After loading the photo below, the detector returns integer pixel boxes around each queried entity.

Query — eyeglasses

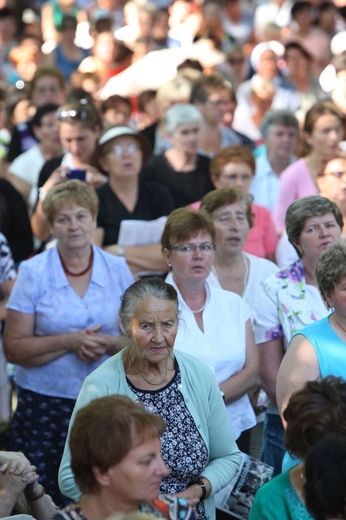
[324,170,346,180]
[56,108,89,121]
[171,243,216,253]
[219,173,252,182]
[107,143,141,155]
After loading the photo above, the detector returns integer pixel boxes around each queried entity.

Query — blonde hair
[42,180,99,224]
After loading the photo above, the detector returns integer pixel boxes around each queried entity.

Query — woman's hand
[174,478,211,509]
[42,166,69,192]
[67,325,108,362]
[174,487,202,509]
[85,166,108,189]
[0,459,39,510]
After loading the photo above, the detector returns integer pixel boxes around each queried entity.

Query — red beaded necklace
[59,247,94,277]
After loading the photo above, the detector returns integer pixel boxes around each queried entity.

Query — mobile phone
[66,169,86,181]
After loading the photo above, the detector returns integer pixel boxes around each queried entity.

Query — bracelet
[26,484,45,502]
[195,479,207,501]
[117,245,125,257]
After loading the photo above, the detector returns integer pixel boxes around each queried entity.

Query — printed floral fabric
[252,259,329,348]
[128,366,208,519]
[54,496,197,520]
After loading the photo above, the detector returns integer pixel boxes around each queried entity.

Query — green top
[249,470,313,520]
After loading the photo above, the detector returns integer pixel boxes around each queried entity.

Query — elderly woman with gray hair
[59,277,241,520]
[141,104,214,208]
[253,195,343,475]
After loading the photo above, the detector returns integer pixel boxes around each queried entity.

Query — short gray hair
[119,277,179,335]
[164,103,203,135]
[286,195,343,257]
[315,242,346,305]
[260,109,299,139]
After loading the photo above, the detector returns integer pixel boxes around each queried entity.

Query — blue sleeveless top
[295,315,346,378]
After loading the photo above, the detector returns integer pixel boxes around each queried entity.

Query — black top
[139,121,157,154]
[96,181,175,246]
[7,120,37,163]
[37,156,65,188]
[0,179,33,263]
[141,153,214,209]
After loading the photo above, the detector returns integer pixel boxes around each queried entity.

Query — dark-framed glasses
[171,243,216,253]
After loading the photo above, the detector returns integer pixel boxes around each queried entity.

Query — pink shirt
[273,158,318,233]
[244,203,278,258]
[191,201,277,259]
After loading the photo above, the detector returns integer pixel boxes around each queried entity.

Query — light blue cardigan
[58,350,241,520]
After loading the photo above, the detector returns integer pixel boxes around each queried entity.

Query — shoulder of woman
[209,284,244,306]
[280,158,307,179]
[175,350,218,380]
[250,471,292,517]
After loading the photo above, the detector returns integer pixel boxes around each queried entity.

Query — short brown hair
[30,66,65,97]
[70,395,166,493]
[210,146,255,179]
[56,100,103,131]
[315,242,346,304]
[284,376,346,460]
[285,195,343,256]
[42,180,99,224]
[161,207,215,250]
[200,188,254,228]
[190,74,232,104]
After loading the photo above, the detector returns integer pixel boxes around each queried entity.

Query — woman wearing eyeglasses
[94,126,175,276]
[162,208,258,453]
[30,100,106,243]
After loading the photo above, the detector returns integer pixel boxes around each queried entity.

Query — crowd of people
[0,0,346,519]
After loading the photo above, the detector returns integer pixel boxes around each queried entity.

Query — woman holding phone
[30,99,107,243]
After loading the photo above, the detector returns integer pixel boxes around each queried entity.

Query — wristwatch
[195,479,207,501]
[117,245,125,257]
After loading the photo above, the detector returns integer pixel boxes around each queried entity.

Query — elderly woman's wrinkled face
[51,203,96,251]
[164,230,215,285]
[212,202,250,256]
[295,212,341,262]
[104,434,168,505]
[100,136,142,179]
[171,121,201,155]
[129,297,178,364]
[317,158,346,206]
[213,162,253,192]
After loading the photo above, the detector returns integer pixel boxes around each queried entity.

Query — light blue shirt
[7,244,134,399]
[251,153,280,212]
